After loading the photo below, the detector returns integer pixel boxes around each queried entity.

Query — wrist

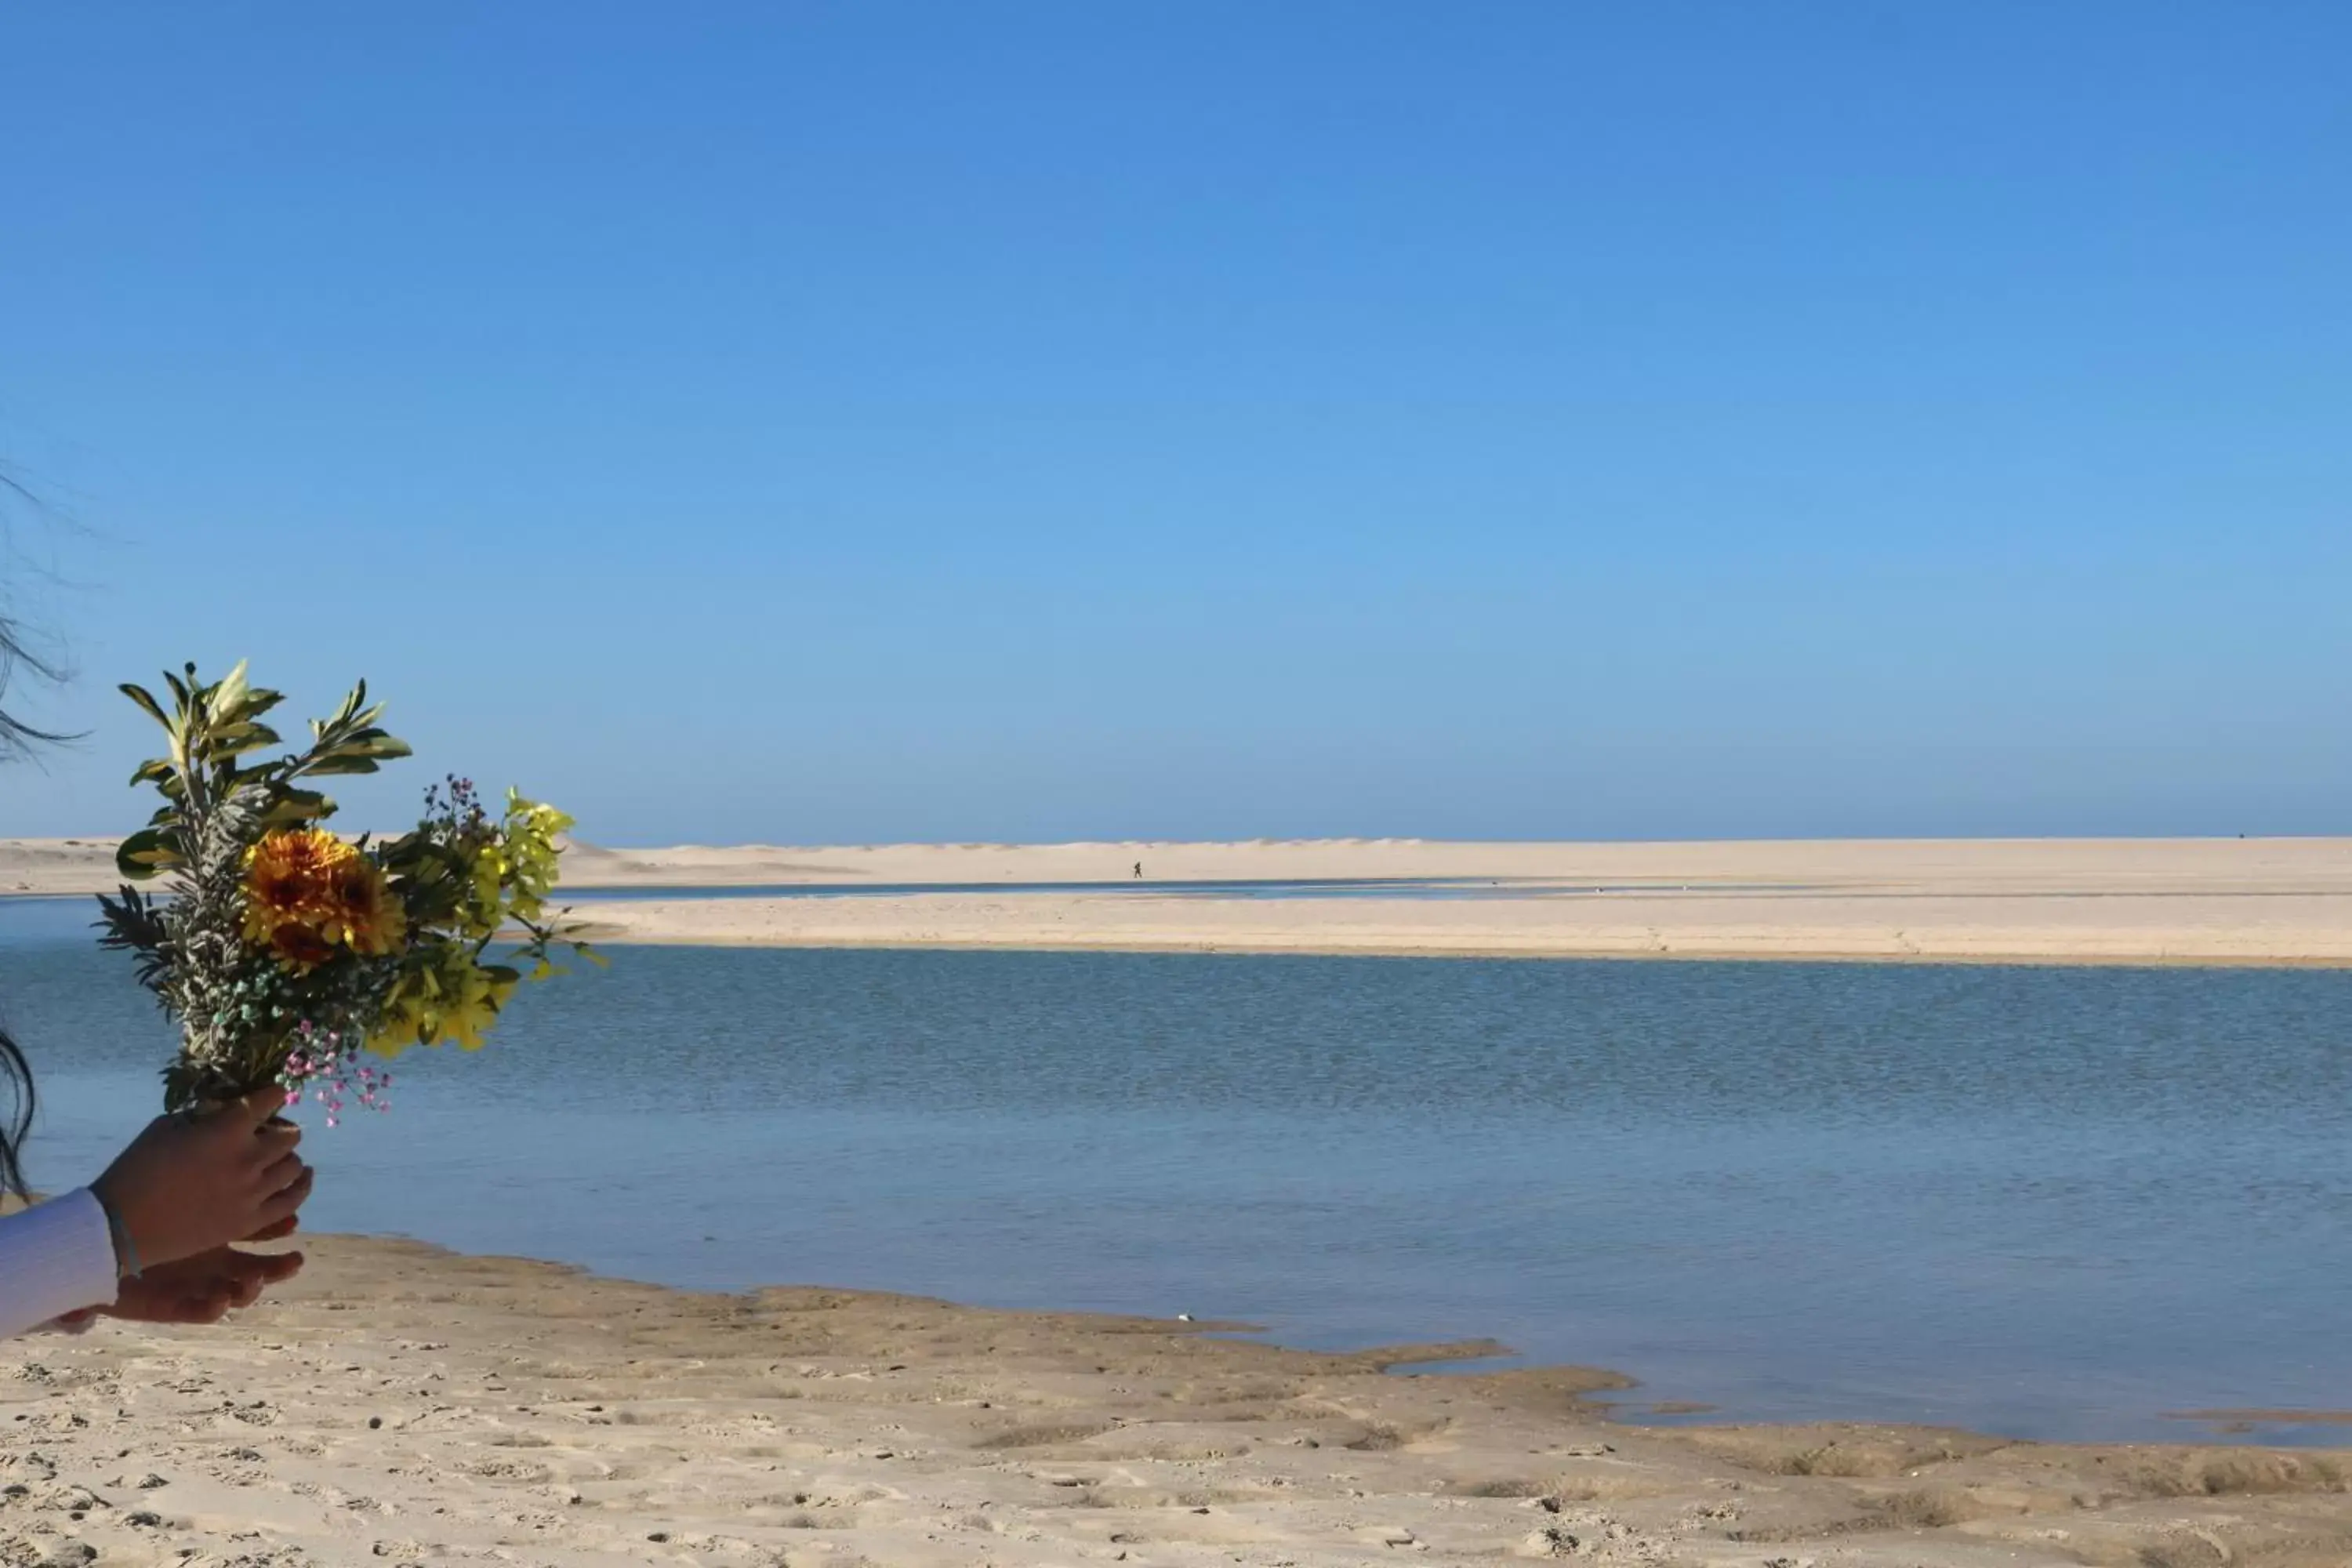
[89,1185,143,1281]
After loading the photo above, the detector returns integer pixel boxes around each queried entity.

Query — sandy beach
[4,1232,2349,1568]
[16,836,2345,967]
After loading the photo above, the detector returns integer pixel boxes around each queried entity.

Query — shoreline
[5,1232,2350,1566]
[572,923,2352,968]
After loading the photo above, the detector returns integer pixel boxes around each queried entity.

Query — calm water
[5,896,2347,1443]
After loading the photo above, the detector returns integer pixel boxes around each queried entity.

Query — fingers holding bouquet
[91,1087,314,1274]
[243,1088,314,1228]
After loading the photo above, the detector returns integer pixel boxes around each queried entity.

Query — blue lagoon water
[4,895,2347,1443]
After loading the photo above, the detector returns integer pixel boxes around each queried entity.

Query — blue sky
[1,3,2345,844]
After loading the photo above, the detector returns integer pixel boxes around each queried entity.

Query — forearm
[0,1190,122,1338]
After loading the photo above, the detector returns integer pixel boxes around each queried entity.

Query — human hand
[100,1241,306,1325]
[49,1216,305,1331]
[91,1089,313,1273]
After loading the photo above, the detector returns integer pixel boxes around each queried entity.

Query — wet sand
[6,1232,2350,1567]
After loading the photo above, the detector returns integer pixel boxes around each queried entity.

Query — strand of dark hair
[0,596,46,1188]
[0,590,43,1189]
[0,598,44,1191]
[0,1028,29,1201]
[0,469,70,1192]
[0,470,73,759]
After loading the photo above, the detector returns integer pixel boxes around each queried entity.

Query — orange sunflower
[242,828,405,967]
[242,829,351,940]
[267,921,339,971]
[318,858,406,956]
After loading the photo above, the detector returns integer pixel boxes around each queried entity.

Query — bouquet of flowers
[96,662,599,1120]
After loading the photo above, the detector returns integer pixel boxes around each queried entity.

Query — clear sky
[1,3,2345,845]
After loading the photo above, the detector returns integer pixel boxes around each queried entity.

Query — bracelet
[95,1192,143,1281]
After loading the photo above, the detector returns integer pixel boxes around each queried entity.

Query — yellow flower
[267,921,338,973]
[440,960,517,1051]
[318,858,407,956]
[367,979,425,1058]
[367,947,517,1056]
[242,828,361,948]
[244,827,406,968]
[500,792,571,922]
[459,840,507,941]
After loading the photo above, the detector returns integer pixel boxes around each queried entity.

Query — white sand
[556,837,2352,964]
[5,1234,2350,1567]
[560,837,2352,965]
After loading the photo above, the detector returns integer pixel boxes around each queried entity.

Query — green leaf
[262,789,336,825]
[115,827,183,880]
[212,661,251,720]
[226,686,285,722]
[118,683,172,731]
[204,721,284,759]
[128,757,173,787]
[310,683,373,739]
